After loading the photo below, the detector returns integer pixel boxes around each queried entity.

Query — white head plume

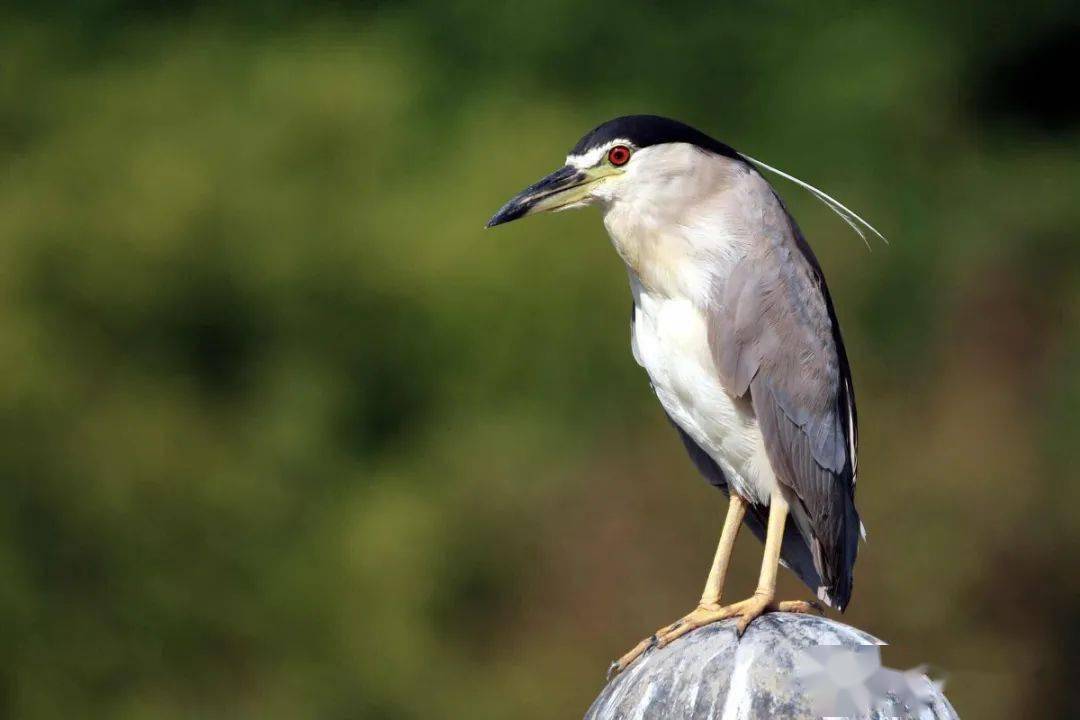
[739,154,888,249]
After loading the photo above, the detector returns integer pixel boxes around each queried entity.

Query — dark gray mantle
[586,613,958,720]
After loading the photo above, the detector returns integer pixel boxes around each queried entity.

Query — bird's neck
[601,192,749,305]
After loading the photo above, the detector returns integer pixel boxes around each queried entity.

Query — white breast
[630,280,777,504]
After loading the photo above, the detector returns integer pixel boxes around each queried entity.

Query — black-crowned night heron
[487,115,882,674]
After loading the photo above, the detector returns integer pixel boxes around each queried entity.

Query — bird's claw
[731,597,823,637]
[608,634,659,678]
[609,599,823,676]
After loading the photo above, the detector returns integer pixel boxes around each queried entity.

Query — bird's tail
[826,491,860,610]
[786,490,859,612]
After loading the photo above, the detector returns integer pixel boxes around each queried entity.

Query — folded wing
[708,190,860,610]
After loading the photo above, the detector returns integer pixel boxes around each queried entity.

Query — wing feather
[707,190,861,610]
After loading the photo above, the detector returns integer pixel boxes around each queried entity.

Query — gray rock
[586,613,959,720]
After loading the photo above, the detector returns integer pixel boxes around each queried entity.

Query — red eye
[608,145,632,166]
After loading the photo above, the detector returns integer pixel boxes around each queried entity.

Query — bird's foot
[719,593,823,637]
[608,602,733,676]
[608,596,822,676]
[654,595,817,647]
[608,632,662,678]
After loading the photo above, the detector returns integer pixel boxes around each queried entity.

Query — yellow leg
[698,493,747,607]
[609,491,823,676]
[610,495,746,675]
[722,491,819,636]
[660,492,819,642]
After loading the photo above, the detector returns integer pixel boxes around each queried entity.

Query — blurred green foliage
[1,2,1079,718]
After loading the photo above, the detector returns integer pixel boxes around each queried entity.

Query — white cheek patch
[566,138,634,169]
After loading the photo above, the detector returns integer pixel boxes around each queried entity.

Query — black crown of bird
[487,115,885,675]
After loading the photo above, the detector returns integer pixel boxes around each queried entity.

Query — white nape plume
[739,154,888,249]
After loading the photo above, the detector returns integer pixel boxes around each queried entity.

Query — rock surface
[585,613,958,720]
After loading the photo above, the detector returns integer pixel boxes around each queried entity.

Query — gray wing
[708,190,860,611]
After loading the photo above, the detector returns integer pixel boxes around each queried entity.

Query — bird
[486,115,879,674]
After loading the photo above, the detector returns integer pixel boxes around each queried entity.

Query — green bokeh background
[2,3,1078,718]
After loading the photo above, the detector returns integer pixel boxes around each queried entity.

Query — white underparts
[630,281,778,506]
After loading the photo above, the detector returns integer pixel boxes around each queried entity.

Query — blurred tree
[0,3,1077,718]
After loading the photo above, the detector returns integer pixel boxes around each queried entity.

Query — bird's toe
[654,603,729,647]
